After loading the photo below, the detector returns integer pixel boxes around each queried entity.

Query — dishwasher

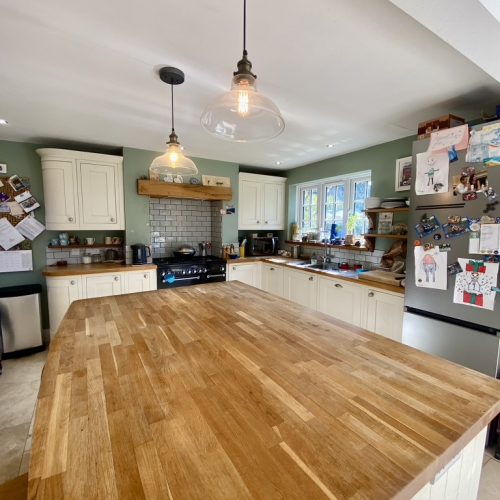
[0,284,44,358]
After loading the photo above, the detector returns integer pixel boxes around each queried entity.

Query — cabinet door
[284,269,318,310]
[317,277,363,327]
[262,182,285,229]
[228,264,259,288]
[85,274,123,298]
[238,179,262,229]
[47,277,82,337]
[42,160,79,229]
[124,270,157,294]
[78,161,121,229]
[261,263,284,297]
[364,289,404,342]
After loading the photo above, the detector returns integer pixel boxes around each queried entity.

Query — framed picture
[395,156,412,191]
[0,163,7,174]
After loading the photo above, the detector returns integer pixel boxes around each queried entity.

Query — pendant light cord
[243,0,247,55]
[171,84,175,133]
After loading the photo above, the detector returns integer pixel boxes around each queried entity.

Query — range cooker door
[158,270,203,288]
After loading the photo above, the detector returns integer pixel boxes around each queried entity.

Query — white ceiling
[0,0,499,170]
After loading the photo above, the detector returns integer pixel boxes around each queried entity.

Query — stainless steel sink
[307,263,339,271]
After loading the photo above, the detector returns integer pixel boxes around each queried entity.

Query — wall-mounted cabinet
[37,148,125,230]
[238,173,286,230]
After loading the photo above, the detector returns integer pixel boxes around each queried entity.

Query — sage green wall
[122,147,239,246]
[285,135,415,234]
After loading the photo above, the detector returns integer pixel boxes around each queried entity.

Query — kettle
[131,244,151,265]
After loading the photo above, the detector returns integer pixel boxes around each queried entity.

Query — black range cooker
[154,256,227,289]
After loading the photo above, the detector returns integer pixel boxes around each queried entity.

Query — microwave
[247,236,279,256]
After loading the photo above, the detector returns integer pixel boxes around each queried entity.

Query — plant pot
[344,234,355,245]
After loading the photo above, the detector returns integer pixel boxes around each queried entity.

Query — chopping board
[358,270,405,286]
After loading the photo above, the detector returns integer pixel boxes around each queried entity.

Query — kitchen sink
[307,263,339,271]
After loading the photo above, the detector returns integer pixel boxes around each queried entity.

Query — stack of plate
[380,197,408,209]
[365,197,383,209]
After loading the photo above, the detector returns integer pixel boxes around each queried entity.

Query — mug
[104,236,112,245]
[59,232,68,241]
[50,238,59,246]
[85,237,95,245]
[59,239,69,246]
[111,237,122,245]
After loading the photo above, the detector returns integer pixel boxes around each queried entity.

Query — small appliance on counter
[246,235,279,256]
[131,244,151,265]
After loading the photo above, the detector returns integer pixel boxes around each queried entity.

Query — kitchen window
[297,172,371,237]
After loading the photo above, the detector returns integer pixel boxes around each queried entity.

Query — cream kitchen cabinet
[84,273,123,299]
[261,263,285,297]
[363,288,404,342]
[123,270,157,294]
[238,173,286,230]
[317,276,363,327]
[284,268,318,310]
[37,148,124,230]
[46,277,83,337]
[227,263,260,288]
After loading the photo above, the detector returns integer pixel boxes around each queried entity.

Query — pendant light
[150,67,198,178]
[200,0,285,142]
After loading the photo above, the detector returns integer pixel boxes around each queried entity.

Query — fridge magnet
[414,239,422,246]
[0,163,6,174]
[484,255,499,263]
[14,190,40,214]
[483,186,498,213]
[415,214,440,238]
[453,258,499,310]
[415,150,449,195]
[439,243,451,252]
[414,245,448,290]
[423,242,434,251]
[442,217,470,239]
[448,145,458,163]
[395,156,412,192]
[429,124,468,152]
[447,262,463,275]
[463,192,477,201]
[433,233,442,240]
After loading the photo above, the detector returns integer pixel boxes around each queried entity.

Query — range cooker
[154,256,227,289]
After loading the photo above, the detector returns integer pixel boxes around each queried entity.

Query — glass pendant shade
[201,73,285,142]
[150,140,198,179]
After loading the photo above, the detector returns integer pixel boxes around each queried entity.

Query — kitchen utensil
[85,237,95,245]
[82,254,92,264]
[173,245,196,258]
[105,249,119,261]
[131,244,151,264]
[91,253,102,263]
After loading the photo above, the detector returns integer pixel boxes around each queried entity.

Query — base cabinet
[85,274,123,299]
[284,269,318,310]
[228,263,260,288]
[261,264,285,297]
[47,277,82,337]
[317,277,363,327]
[363,288,404,342]
[123,270,156,294]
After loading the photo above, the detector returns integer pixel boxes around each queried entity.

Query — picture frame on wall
[0,163,7,174]
[395,156,412,191]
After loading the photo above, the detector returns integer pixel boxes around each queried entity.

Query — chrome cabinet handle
[114,276,120,281]
[308,276,314,281]
[143,274,148,279]
[110,217,115,222]
[270,267,275,271]
[335,283,343,288]
[233,266,237,270]
[265,221,268,224]
[256,221,260,224]
[70,280,76,285]
[207,274,226,279]
[368,291,375,297]
[68,217,73,222]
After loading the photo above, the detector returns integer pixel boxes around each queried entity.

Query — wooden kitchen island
[29,282,500,499]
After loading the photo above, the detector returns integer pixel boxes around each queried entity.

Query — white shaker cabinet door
[238,179,262,228]
[47,277,82,337]
[261,263,285,297]
[124,270,157,294]
[262,181,285,229]
[228,263,259,288]
[364,289,404,342]
[284,269,318,310]
[317,277,363,327]
[42,160,79,230]
[84,274,123,299]
[78,161,123,229]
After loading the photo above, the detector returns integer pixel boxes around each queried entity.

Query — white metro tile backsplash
[297,246,385,269]
[149,198,223,258]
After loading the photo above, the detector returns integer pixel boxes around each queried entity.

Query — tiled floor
[0,350,47,484]
[0,350,499,498]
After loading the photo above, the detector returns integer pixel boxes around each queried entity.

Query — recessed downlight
[326,143,334,148]
[0,119,8,126]
[276,161,282,166]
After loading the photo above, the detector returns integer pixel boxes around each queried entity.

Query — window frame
[296,171,371,238]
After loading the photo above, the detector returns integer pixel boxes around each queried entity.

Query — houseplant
[345,213,362,245]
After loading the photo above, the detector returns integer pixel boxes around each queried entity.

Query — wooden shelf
[138,180,232,201]
[284,240,370,252]
[364,234,408,239]
[365,207,409,213]
[48,244,123,249]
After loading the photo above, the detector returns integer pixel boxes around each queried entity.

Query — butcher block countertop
[29,282,500,499]
[42,263,157,277]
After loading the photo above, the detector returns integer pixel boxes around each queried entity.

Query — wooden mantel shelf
[137,179,232,201]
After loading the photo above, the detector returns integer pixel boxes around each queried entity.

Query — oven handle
[206,274,226,279]
[164,276,201,282]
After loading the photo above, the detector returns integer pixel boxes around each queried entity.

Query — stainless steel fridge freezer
[402,121,500,377]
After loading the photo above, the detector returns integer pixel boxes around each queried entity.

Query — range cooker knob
[182,270,186,275]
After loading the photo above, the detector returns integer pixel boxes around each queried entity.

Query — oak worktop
[42,262,157,277]
[29,282,500,499]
